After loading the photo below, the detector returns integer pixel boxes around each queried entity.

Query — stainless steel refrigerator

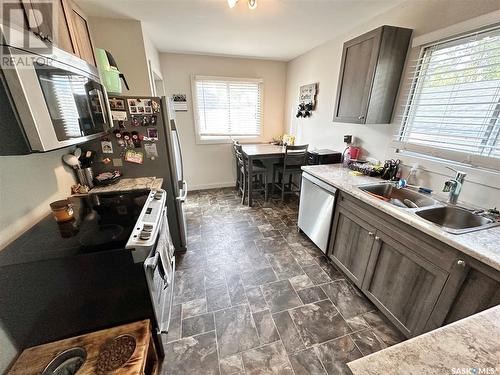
[84,96,187,252]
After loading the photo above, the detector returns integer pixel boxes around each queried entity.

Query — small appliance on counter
[95,48,130,95]
[307,149,342,165]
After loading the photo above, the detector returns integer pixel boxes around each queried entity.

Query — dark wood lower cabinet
[361,231,448,337]
[328,191,500,338]
[330,206,376,288]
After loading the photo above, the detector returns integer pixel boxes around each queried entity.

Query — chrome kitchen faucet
[443,167,467,205]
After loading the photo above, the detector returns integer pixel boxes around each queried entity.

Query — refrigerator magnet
[122,132,134,148]
[147,128,158,140]
[142,116,150,126]
[131,116,141,127]
[109,98,125,110]
[111,110,128,121]
[124,149,144,164]
[152,100,160,113]
[144,143,158,160]
[131,131,141,148]
[101,140,113,154]
[150,115,157,125]
[113,130,126,147]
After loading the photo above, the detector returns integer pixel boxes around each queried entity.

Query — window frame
[392,24,500,171]
[191,75,264,145]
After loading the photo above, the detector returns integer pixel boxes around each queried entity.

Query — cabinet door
[328,206,376,288]
[333,28,381,123]
[55,0,75,54]
[362,231,448,337]
[70,4,96,66]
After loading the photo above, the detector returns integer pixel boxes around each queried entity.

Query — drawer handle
[374,236,380,241]
[457,259,466,267]
[368,232,374,237]
[358,115,365,120]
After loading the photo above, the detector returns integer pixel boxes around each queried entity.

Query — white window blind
[394,26,500,170]
[194,76,262,137]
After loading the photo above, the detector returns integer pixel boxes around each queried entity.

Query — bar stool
[235,146,268,204]
[272,144,308,202]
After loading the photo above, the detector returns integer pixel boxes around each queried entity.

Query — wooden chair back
[284,144,308,169]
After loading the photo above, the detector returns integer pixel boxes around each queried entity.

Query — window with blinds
[193,76,263,138]
[394,26,500,170]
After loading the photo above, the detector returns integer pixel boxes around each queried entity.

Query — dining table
[241,143,291,206]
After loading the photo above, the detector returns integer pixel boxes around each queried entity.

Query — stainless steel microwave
[0,26,112,155]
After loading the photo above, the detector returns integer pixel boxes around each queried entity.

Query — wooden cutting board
[8,320,158,375]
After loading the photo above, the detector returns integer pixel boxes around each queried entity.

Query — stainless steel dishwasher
[298,172,337,253]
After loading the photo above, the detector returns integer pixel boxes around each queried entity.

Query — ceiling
[76,0,405,61]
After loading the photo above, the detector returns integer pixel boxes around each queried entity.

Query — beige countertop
[302,164,500,271]
[347,305,500,374]
[89,177,163,194]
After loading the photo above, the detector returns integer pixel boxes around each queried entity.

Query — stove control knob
[143,224,154,232]
[139,230,152,240]
[154,191,163,200]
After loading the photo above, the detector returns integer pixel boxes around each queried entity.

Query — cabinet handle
[457,259,466,267]
[374,236,380,241]
[358,115,365,120]
[368,232,374,237]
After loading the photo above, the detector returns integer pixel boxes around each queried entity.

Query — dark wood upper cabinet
[333,25,412,124]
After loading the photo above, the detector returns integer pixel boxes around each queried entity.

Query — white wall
[0,150,76,250]
[285,0,500,208]
[160,53,287,190]
[89,17,152,96]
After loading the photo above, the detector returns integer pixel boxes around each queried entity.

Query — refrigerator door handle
[177,180,188,202]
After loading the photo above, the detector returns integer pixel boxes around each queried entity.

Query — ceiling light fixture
[227,0,257,10]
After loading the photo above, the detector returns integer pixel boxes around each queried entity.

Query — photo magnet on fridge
[144,143,158,160]
[131,131,141,148]
[147,128,158,140]
[113,130,126,147]
[109,98,125,110]
[101,140,113,154]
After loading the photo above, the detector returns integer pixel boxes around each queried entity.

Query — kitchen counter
[89,177,163,194]
[347,305,500,374]
[301,165,500,271]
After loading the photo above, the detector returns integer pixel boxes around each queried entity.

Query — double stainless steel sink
[358,183,499,234]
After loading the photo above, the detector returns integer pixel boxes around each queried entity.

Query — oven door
[143,208,175,334]
[2,45,112,152]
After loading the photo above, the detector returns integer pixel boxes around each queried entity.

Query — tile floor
[161,188,406,375]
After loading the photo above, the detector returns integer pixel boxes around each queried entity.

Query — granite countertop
[302,164,500,271]
[89,177,163,194]
[348,305,500,374]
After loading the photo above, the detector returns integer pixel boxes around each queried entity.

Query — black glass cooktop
[0,191,149,267]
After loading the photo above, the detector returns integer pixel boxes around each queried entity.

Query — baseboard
[189,181,235,191]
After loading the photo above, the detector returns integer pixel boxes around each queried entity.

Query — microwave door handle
[96,89,107,125]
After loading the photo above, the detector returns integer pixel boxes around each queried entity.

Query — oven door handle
[144,252,159,270]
